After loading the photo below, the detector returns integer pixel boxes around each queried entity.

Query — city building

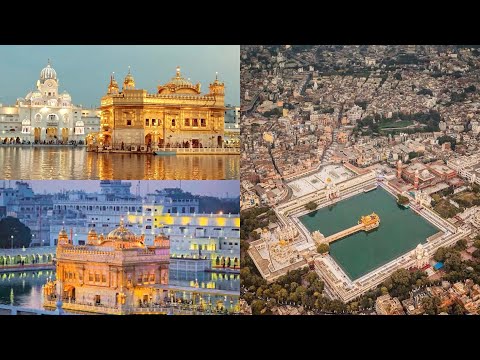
[0,181,240,267]
[0,60,100,144]
[43,220,171,314]
[375,294,405,315]
[224,105,240,147]
[98,67,226,148]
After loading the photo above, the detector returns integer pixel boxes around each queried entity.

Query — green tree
[421,296,440,315]
[0,217,32,248]
[454,239,467,251]
[317,243,330,254]
[251,300,266,315]
[434,247,447,262]
[408,151,419,160]
[473,239,480,249]
[437,135,457,150]
[305,201,317,211]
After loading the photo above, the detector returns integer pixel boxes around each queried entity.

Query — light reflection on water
[0,269,239,310]
[0,270,55,308]
[0,147,239,180]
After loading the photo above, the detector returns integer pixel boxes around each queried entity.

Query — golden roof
[123,67,135,89]
[107,219,135,242]
[158,66,201,95]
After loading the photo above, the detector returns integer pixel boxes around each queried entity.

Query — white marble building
[0,61,100,144]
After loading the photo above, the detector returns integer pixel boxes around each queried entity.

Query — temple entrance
[46,127,57,140]
[34,128,41,142]
[102,134,111,146]
[217,136,222,147]
[95,295,101,305]
[64,285,76,302]
[145,133,152,146]
[61,128,69,142]
[192,139,199,148]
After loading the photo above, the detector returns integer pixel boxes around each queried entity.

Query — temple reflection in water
[0,147,239,180]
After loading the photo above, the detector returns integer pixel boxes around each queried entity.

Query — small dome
[58,227,69,245]
[40,61,57,81]
[107,218,137,242]
[166,67,193,87]
[75,120,84,127]
[61,91,71,101]
[421,169,430,178]
[87,228,98,245]
[26,90,42,100]
[123,67,135,90]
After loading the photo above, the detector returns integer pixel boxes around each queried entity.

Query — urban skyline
[1,180,239,198]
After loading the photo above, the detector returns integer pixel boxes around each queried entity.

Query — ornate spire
[176,66,181,77]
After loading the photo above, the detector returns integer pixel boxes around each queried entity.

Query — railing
[44,300,239,315]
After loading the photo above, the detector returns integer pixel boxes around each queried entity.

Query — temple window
[95,273,100,282]
[172,119,176,127]
[193,118,198,127]
[145,119,149,126]
[137,274,143,283]
[201,118,206,127]
[185,118,190,126]
[89,273,93,282]
[127,120,132,126]
[102,274,106,283]
[149,273,155,282]
[152,119,156,126]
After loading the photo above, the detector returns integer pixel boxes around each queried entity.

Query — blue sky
[0,45,239,108]
[24,180,239,198]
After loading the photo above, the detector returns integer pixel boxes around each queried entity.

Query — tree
[305,201,317,211]
[421,296,440,315]
[251,300,266,315]
[434,247,447,262]
[473,240,480,249]
[317,243,330,254]
[0,217,32,249]
[454,239,467,251]
[408,151,419,160]
[437,135,457,150]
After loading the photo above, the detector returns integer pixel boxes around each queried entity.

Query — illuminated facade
[0,60,100,143]
[49,183,240,266]
[98,67,226,148]
[44,220,170,314]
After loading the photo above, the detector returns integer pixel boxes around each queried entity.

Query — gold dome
[108,72,119,94]
[87,228,98,245]
[123,67,135,90]
[157,66,201,95]
[107,218,137,243]
[58,227,69,245]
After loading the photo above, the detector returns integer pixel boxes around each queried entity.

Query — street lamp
[10,235,13,250]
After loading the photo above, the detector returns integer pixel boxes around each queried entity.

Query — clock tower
[38,60,59,97]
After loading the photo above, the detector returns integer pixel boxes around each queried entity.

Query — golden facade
[98,67,226,148]
[45,219,170,314]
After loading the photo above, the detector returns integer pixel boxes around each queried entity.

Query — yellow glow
[234,217,240,227]
[198,217,209,226]
[181,216,192,225]
[216,217,226,226]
